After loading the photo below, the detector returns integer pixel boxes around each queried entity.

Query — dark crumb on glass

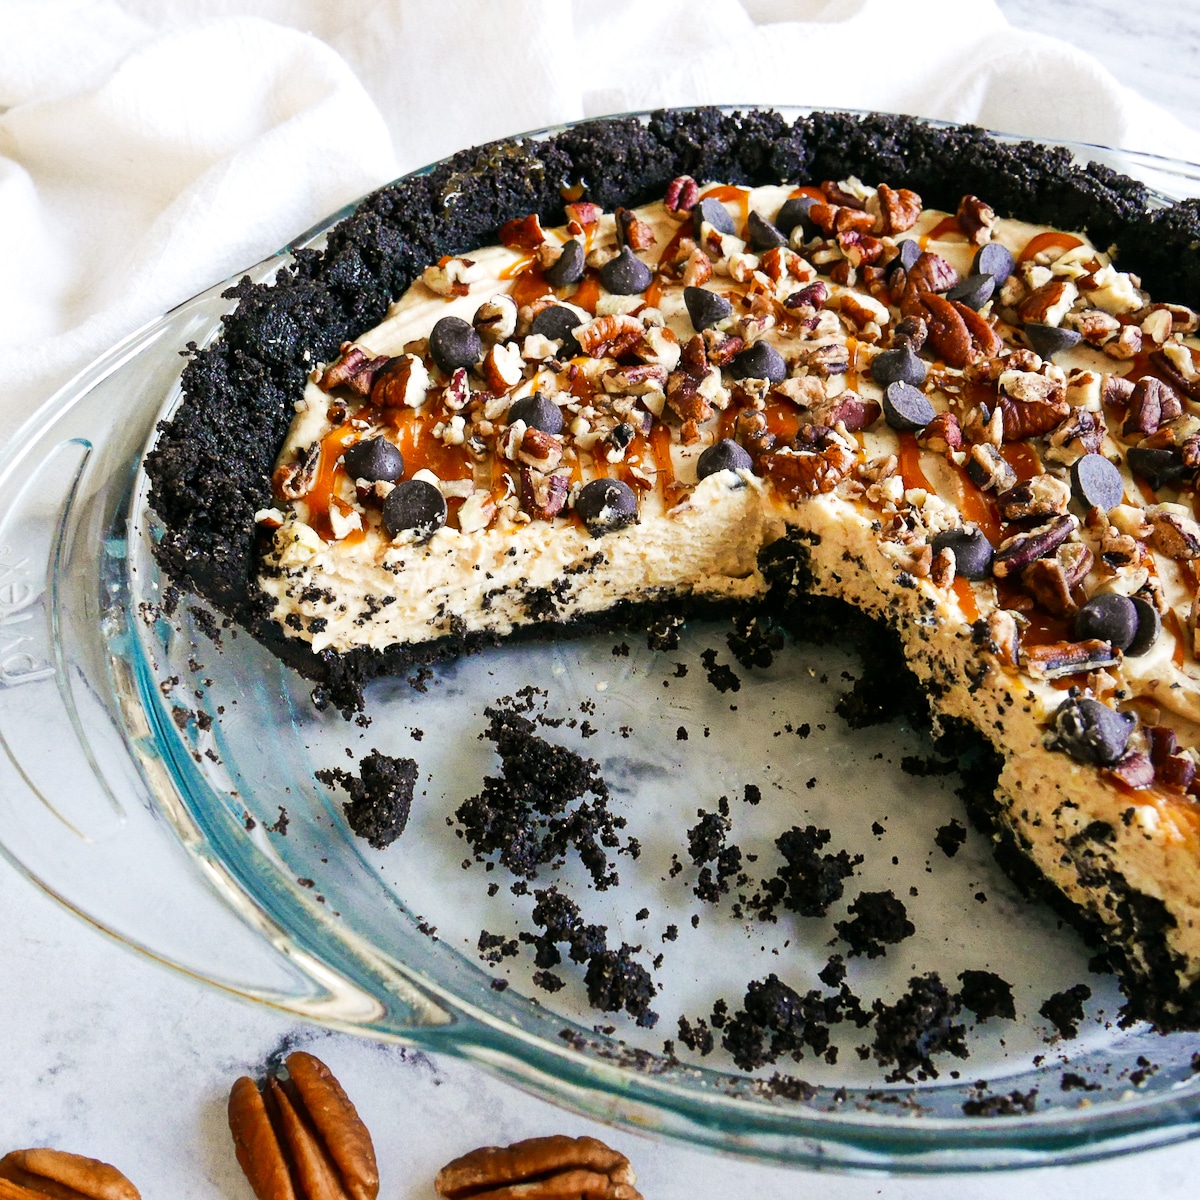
[958,970,1016,1022]
[1039,984,1092,1040]
[266,806,289,835]
[700,648,741,693]
[835,890,914,959]
[490,978,509,992]
[676,726,688,741]
[743,783,761,806]
[533,970,566,993]
[934,819,967,858]
[751,826,862,920]
[677,1015,715,1055]
[1061,1071,1101,1092]
[871,973,967,1082]
[962,1088,1038,1117]
[316,750,418,849]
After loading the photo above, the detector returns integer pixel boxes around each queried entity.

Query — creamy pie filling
[258,179,1200,995]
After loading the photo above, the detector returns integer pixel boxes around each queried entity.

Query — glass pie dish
[2,109,1200,1173]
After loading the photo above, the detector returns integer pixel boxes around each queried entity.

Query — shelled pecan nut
[0,1149,140,1200]
[228,1051,378,1200]
[435,1135,642,1200]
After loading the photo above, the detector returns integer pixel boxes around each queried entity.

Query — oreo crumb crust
[145,107,1200,1031]
[315,749,417,849]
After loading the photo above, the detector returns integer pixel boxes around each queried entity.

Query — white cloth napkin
[0,0,1197,440]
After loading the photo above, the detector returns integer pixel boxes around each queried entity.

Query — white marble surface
[6,6,1200,1199]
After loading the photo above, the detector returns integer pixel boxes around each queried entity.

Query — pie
[145,108,1200,1033]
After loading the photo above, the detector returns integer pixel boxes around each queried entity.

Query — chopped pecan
[1098,523,1142,568]
[1146,506,1200,558]
[574,314,643,359]
[820,179,867,209]
[998,383,1069,441]
[737,408,775,456]
[1045,408,1104,463]
[783,281,829,313]
[482,342,525,394]
[1102,374,1136,409]
[1023,638,1120,679]
[804,341,850,377]
[0,1150,140,1200]
[1018,280,1077,326]
[229,1051,378,1200]
[1149,349,1200,401]
[980,608,1021,667]
[1159,749,1198,792]
[274,443,320,501]
[564,201,603,229]
[664,175,699,215]
[892,314,928,351]
[834,208,875,236]
[919,411,963,452]
[616,207,655,251]
[371,354,432,410]
[1021,542,1094,617]
[474,295,518,344]
[435,1135,641,1200]
[604,363,668,394]
[1104,324,1142,360]
[1123,376,1183,438]
[761,444,856,498]
[773,374,827,408]
[520,468,570,520]
[806,202,839,236]
[423,256,481,297]
[443,367,472,412]
[992,514,1078,577]
[499,213,546,251]
[701,329,745,366]
[837,230,884,267]
[828,259,856,287]
[996,473,1072,521]
[966,442,1017,492]
[876,183,922,235]
[1107,751,1156,789]
[318,345,390,396]
[516,427,564,471]
[821,394,881,431]
[957,194,997,245]
[1067,308,1121,346]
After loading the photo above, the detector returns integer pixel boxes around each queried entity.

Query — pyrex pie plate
[3,111,1200,1173]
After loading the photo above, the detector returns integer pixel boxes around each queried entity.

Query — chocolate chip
[1024,322,1082,359]
[684,286,733,331]
[945,273,995,311]
[693,196,735,238]
[887,239,921,279]
[1049,696,1134,766]
[430,316,482,372]
[870,344,926,388]
[747,210,787,250]
[1074,593,1138,650]
[507,392,563,435]
[1126,445,1190,491]
[544,238,584,288]
[730,341,786,383]
[574,478,638,537]
[931,528,994,580]
[1126,596,1162,657]
[342,437,403,483]
[972,242,1016,284]
[1070,453,1124,512]
[697,438,753,480]
[382,479,447,541]
[774,196,818,239]
[531,305,581,357]
[882,380,936,431]
[599,245,652,295]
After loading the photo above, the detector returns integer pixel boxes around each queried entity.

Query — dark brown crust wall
[145,107,1194,718]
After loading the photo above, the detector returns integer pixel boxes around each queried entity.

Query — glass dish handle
[0,294,454,1032]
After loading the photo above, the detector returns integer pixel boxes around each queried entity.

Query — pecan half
[615,207,655,251]
[1023,638,1120,679]
[228,1051,378,1200]
[1107,751,1156,789]
[1021,542,1093,617]
[761,443,855,498]
[957,194,997,245]
[876,183,922,235]
[436,1135,641,1200]
[664,175,699,215]
[1149,348,1200,401]
[900,251,958,315]
[992,514,1078,577]
[920,293,972,367]
[1122,376,1183,438]
[575,314,643,359]
[0,1150,140,1200]
[998,388,1069,441]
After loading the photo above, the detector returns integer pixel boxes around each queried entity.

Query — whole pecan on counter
[0,1148,140,1200]
[435,1135,642,1200]
[228,1050,378,1200]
